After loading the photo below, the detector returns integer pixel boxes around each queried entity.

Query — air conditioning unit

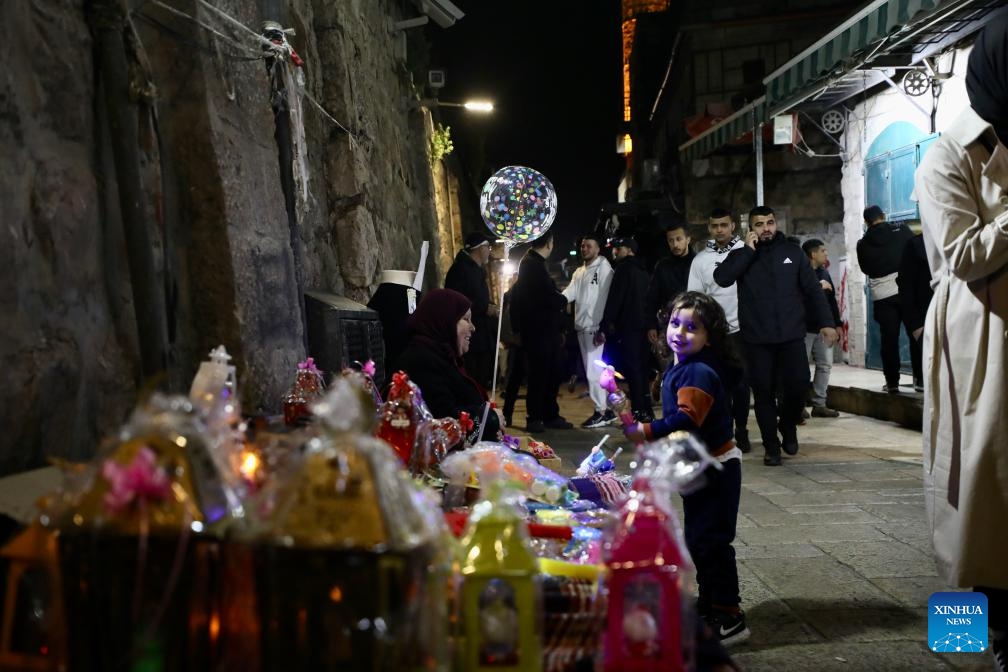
[305,290,386,388]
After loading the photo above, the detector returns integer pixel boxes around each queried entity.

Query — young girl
[625,291,750,646]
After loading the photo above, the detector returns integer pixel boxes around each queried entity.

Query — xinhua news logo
[929,592,988,653]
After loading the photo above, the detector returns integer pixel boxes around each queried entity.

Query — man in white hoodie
[563,233,615,428]
[687,208,752,452]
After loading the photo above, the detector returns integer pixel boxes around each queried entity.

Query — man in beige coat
[914,16,1008,669]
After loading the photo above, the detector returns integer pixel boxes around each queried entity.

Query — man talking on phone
[687,208,752,453]
[714,206,838,466]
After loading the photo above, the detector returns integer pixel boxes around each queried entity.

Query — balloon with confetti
[479,165,557,245]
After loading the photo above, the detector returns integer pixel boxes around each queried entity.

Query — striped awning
[678,97,766,163]
[676,0,996,163]
[764,0,950,116]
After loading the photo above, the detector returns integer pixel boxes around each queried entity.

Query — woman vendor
[394,288,502,441]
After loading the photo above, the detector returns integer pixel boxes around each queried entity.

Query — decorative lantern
[451,459,543,672]
[253,378,453,670]
[282,357,326,426]
[45,394,244,672]
[600,433,716,672]
[0,523,64,671]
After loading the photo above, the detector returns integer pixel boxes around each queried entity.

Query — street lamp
[419,99,494,113]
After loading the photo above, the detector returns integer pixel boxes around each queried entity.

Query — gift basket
[249,377,454,671]
[43,393,245,672]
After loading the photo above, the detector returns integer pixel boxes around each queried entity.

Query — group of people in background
[387,16,1008,662]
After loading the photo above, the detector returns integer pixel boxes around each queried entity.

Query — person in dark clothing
[600,236,654,423]
[800,239,843,417]
[367,270,421,388]
[646,218,696,345]
[714,206,838,465]
[394,288,501,441]
[509,233,573,432]
[444,231,499,389]
[897,234,933,392]
[499,285,526,427]
[855,205,915,392]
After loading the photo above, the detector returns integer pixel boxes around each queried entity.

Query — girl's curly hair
[666,291,743,370]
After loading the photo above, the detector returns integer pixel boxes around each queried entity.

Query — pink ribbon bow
[298,357,321,375]
[102,446,172,513]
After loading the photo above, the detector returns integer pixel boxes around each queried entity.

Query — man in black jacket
[646,217,696,345]
[445,231,499,388]
[855,205,915,393]
[714,206,838,465]
[509,233,573,432]
[600,236,654,423]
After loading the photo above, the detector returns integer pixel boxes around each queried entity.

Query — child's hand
[624,422,647,444]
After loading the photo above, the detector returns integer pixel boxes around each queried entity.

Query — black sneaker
[811,405,839,418]
[601,410,618,426]
[581,412,607,429]
[707,609,751,647]
[763,453,782,466]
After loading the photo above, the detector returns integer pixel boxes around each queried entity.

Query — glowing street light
[419,98,495,113]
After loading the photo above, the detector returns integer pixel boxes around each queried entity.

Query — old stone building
[1,0,462,474]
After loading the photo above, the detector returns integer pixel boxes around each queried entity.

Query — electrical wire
[137,0,357,138]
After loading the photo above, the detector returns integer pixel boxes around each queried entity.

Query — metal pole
[754,107,765,206]
[489,242,514,403]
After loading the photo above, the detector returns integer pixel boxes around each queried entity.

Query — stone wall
[0,0,450,474]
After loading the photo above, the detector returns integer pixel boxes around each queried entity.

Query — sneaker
[914,379,925,393]
[763,453,782,466]
[707,608,751,647]
[526,418,545,433]
[884,383,900,394]
[601,410,618,426]
[811,405,839,418]
[581,412,608,429]
[801,408,810,419]
[543,416,574,430]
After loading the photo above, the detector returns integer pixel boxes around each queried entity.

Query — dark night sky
[426,1,625,255]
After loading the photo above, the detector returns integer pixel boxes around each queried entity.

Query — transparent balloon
[479,165,557,245]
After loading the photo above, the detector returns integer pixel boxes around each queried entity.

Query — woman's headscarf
[407,288,472,363]
[966,14,1008,146]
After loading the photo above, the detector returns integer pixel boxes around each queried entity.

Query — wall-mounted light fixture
[417,99,495,113]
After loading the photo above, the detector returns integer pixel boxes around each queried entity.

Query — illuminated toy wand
[595,360,642,445]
